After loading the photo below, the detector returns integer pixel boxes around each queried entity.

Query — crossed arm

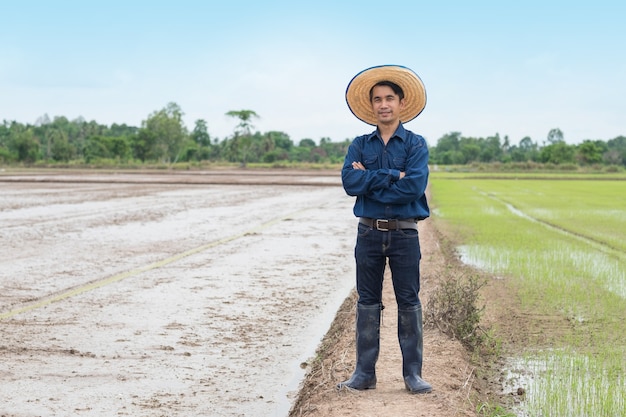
[351,161,405,179]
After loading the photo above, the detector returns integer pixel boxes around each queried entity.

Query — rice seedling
[504,349,625,417]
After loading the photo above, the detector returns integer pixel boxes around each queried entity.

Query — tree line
[0,102,351,166]
[1,102,625,168]
[429,129,626,168]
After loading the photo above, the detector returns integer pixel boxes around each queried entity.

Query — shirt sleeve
[341,137,401,196]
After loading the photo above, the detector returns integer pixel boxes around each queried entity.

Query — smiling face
[370,84,405,127]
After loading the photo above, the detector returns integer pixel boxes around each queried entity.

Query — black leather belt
[359,217,418,231]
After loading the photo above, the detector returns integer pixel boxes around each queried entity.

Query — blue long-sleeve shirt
[341,123,430,220]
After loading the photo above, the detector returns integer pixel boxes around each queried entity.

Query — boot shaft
[336,303,382,390]
[355,303,383,372]
[397,305,424,376]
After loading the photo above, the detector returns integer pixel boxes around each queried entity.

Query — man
[338,65,432,394]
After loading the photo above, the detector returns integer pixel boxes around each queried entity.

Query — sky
[1,1,625,146]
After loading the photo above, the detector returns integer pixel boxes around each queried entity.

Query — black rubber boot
[398,305,432,394]
[337,303,382,390]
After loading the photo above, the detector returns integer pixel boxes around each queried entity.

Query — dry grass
[425,271,487,350]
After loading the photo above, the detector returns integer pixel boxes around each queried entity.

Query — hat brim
[345,65,426,126]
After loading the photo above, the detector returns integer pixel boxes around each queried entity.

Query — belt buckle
[375,219,390,231]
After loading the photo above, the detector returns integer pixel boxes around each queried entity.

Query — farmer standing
[338,65,432,394]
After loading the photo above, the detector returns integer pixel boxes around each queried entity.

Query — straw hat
[345,65,426,125]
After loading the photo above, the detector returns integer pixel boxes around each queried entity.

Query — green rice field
[429,171,626,417]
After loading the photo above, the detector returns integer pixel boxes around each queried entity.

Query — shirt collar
[367,122,408,142]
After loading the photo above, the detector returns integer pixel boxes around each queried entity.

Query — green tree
[243,131,264,163]
[459,138,480,163]
[576,140,604,165]
[507,136,540,162]
[45,124,73,161]
[51,135,74,161]
[430,132,461,164]
[482,134,503,162]
[289,146,313,162]
[191,119,211,147]
[107,136,132,161]
[299,138,316,148]
[0,120,11,147]
[83,136,111,162]
[131,129,157,162]
[179,139,200,162]
[539,141,576,164]
[259,131,292,163]
[9,128,40,163]
[546,128,564,144]
[605,136,626,166]
[269,131,293,151]
[108,123,137,138]
[141,102,188,163]
[262,148,288,163]
[225,109,260,166]
[519,136,538,155]
[320,137,350,163]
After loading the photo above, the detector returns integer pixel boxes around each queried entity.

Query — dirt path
[0,169,487,417]
[289,212,479,417]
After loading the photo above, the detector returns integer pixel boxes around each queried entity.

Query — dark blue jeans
[354,223,422,309]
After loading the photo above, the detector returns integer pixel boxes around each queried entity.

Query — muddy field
[0,169,485,417]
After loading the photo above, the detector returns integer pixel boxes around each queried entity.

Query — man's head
[346,65,426,126]
[369,81,405,102]
[369,82,406,127]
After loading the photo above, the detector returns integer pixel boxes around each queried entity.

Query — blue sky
[1,1,624,146]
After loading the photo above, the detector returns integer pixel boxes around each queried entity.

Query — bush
[425,272,486,350]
